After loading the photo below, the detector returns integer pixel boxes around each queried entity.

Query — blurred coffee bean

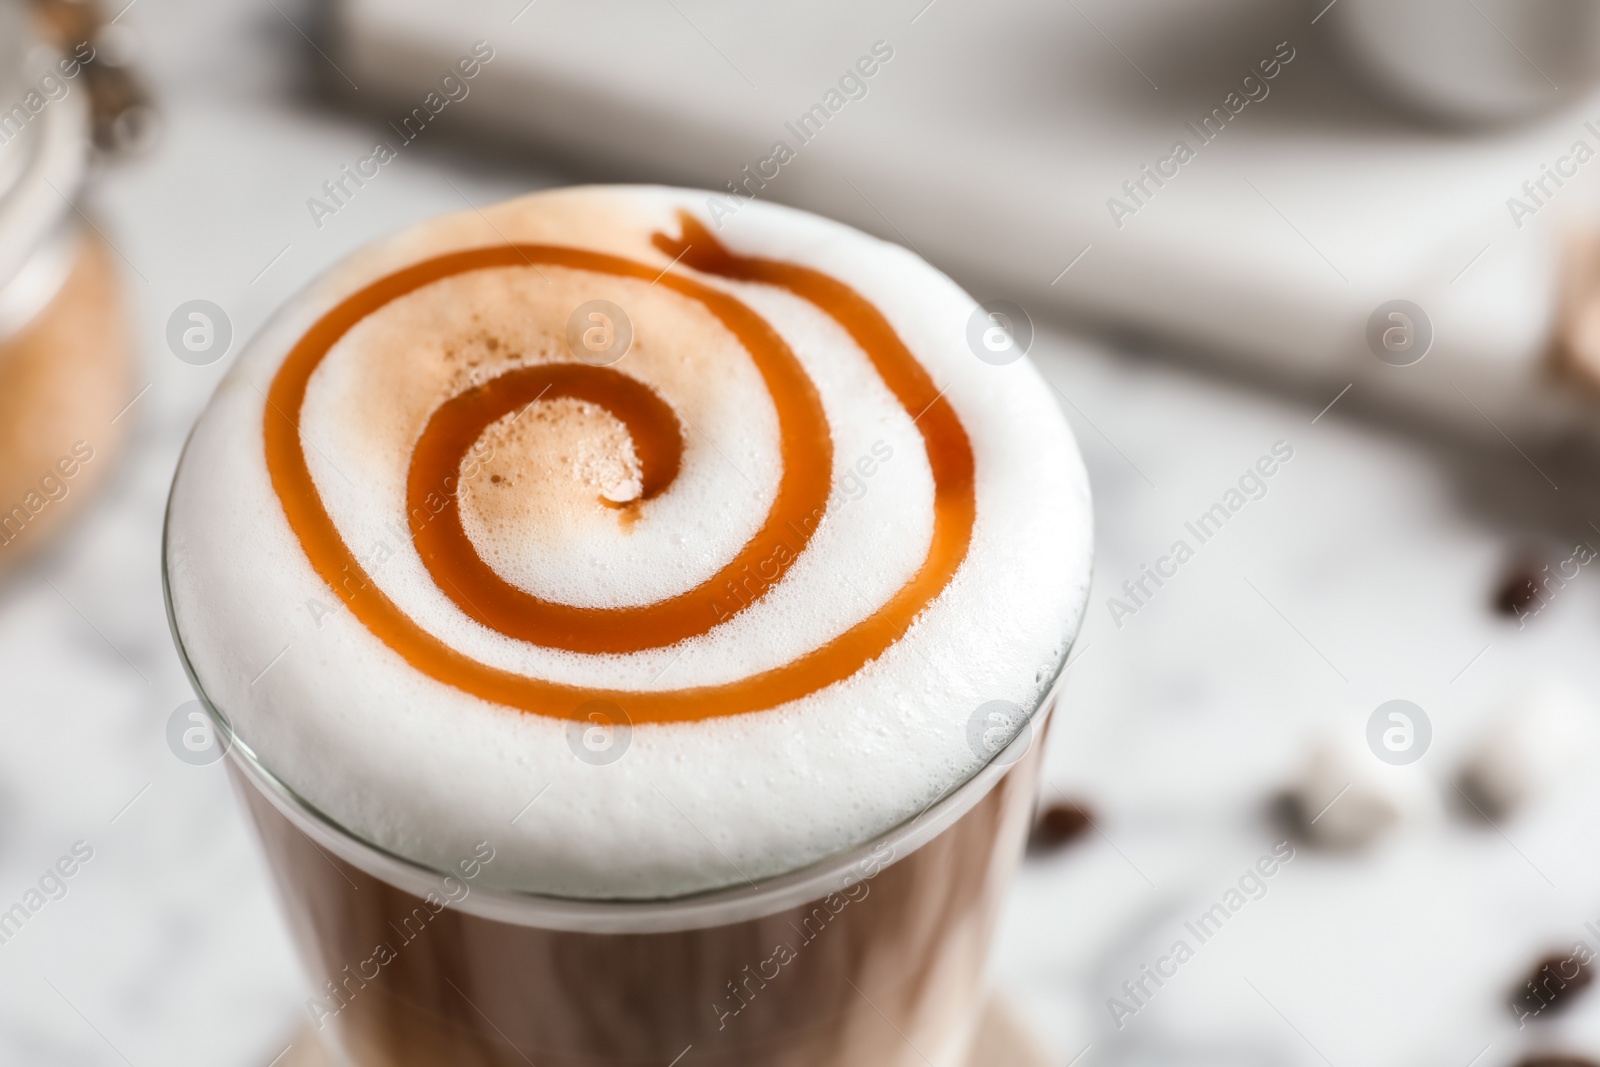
[1514,1056,1600,1067]
[1512,951,1594,1023]
[1028,800,1094,853]
[1494,562,1542,618]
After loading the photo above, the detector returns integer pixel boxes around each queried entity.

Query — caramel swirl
[264,214,975,722]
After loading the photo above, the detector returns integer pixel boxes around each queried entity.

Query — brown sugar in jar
[0,2,133,570]
[0,231,130,565]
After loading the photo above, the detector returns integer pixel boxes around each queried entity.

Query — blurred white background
[5,0,1600,1064]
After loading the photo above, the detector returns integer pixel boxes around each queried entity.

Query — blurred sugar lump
[1456,681,1600,823]
[1274,726,1435,850]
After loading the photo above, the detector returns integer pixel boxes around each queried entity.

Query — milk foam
[165,186,1093,898]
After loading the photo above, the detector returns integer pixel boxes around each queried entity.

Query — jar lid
[0,0,89,293]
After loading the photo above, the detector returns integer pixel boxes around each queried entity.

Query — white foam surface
[165,186,1092,898]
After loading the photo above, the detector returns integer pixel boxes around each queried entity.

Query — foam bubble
[165,186,1093,899]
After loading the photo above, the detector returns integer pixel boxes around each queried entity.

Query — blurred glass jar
[0,0,133,570]
[1329,0,1600,127]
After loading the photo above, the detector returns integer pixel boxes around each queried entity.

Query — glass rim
[161,416,1085,933]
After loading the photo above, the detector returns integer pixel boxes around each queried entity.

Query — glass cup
[164,540,1067,1067]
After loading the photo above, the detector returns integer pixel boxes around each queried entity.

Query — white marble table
[3,1,1600,1065]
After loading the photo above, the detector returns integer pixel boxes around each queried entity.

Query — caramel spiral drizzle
[264,214,975,723]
